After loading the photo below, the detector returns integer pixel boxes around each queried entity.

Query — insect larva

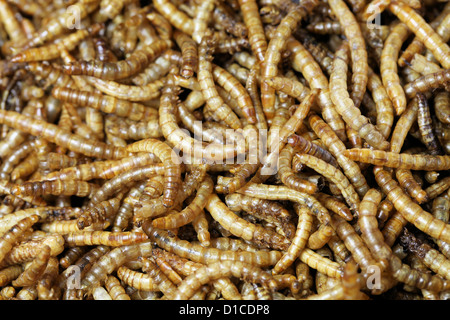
[173,261,277,300]
[380,22,410,116]
[36,256,60,300]
[425,176,450,201]
[344,148,450,170]
[63,39,171,81]
[105,275,131,300]
[192,210,211,247]
[287,134,339,168]
[126,139,182,208]
[273,205,313,274]
[374,166,450,243]
[174,30,197,79]
[328,0,368,109]
[415,93,443,155]
[205,193,290,251]
[41,220,109,234]
[434,91,450,125]
[151,175,214,229]
[11,180,99,198]
[80,241,153,291]
[139,256,178,299]
[59,247,89,269]
[404,69,450,99]
[299,248,343,279]
[0,265,23,287]
[197,33,242,130]
[400,228,450,280]
[261,0,319,121]
[329,41,389,150]
[116,266,158,291]
[294,153,360,214]
[51,87,157,122]
[238,0,267,63]
[11,245,51,287]
[307,113,369,197]
[0,215,39,264]
[191,0,214,44]
[395,168,429,204]
[153,0,194,36]
[143,222,282,268]
[308,224,335,250]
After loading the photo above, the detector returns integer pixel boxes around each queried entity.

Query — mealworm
[0,265,23,287]
[238,0,267,63]
[126,139,182,208]
[11,179,99,198]
[395,168,429,204]
[11,245,50,287]
[344,148,450,170]
[151,175,214,229]
[261,0,319,121]
[273,205,313,274]
[116,266,158,291]
[142,221,282,268]
[374,166,450,243]
[389,1,450,69]
[328,0,368,109]
[329,41,389,150]
[425,176,450,201]
[404,68,450,98]
[153,0,194,36]
[205,193,290,251]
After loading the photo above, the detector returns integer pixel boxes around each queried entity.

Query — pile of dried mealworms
[0,0,449,300]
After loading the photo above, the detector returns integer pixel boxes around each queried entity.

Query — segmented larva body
[0,110,127,160]
[286,36,346,142]
[51,87,157,122]
[294,153,360,214]
[174,30,198,79]
[434,91,450,125]
[126,139,182,208]
[287,134,339,168]
[416,93,443,155]
[116,266,158,291]
[380,22,410,116]
[197,33,242,130]
[389,1,450,69]
[174,260,277,300]
[0,265,23,287]
[151,175,214,229]
[404,69,450,99]
[273,206,313,274]
[11,180,99,198]
[64,230,148,248]
[153,0,195,36]
[205,193,291,251]
[63,39,172,81]
[374,166,450,243]
[143,221,282,267]
[395,168,429,204]
[330,41,389,150]
[344,148,450,171]
[81,241,153,291]
[104,275,131,300]
[238,0,267,63]
[0,215,39,263]
[261,0,319,121]
[328,0,368,109]
[11,245,51,287]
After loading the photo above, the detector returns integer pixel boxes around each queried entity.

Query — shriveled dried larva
[0,109,127,160]
[273,205,313,274]
[400,228,450,280]
[0,265,23,287]
[389,1,450,69]
[404,69,450,99]
[261,0,319,121]
[329,41,389,150]
[11,245,51,287]
[344,148,450,171]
